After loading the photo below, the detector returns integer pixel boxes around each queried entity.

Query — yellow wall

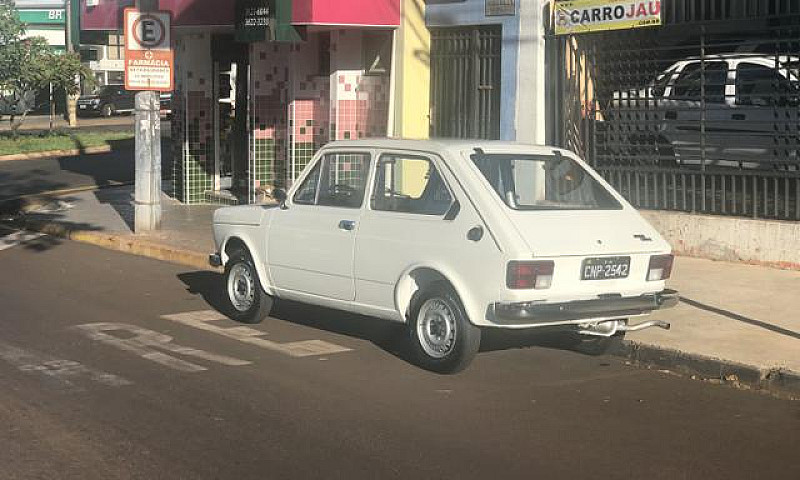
[393,0,430,139]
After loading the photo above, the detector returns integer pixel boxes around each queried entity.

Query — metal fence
[547,0,800,221]
[430,25,502,140]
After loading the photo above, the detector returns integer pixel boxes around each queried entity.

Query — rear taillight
[506,261,554,290]
[647,254,674,281]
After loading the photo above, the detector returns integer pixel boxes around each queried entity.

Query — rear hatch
[504,209,671,302]
[506,209,668,257]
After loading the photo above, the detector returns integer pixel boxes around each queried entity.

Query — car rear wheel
[408,284,481,374]
[224,250,273,324]
[101,103,115,117]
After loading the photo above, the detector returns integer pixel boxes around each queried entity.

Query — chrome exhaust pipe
[617,319,671,332]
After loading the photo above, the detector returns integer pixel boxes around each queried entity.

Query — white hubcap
[417,298,457,359]
[228,263,255,312]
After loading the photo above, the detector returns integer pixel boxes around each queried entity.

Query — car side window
[293,160,322,205]
[371,154,453,216]
[672,62,727,103]
[736,63,794,106]
[293,152,371,208]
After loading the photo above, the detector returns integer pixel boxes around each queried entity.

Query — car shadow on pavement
[177,271,412,361]
[177,271,582,363]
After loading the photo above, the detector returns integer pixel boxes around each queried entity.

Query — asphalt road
[0,233,798,480]
[0,137,171,204]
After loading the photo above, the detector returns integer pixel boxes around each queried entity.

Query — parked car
[210,140,678,373]
[77,85,135,117]
[604,54,800,169]
[0,90,36,116]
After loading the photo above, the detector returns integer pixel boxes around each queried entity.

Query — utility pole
[65,0,77,126]
[133,0,162,232]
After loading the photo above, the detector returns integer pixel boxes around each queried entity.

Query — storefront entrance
[211,35,250,204]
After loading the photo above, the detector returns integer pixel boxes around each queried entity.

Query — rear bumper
[491,289,679,327]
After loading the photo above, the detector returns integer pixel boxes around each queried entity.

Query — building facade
[83,0,430,205]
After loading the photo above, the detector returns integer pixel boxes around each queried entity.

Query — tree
[0,0,93,134]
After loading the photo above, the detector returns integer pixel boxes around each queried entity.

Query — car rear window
[470,151,622,211]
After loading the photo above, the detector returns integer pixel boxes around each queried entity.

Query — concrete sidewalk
[4,185,799,396]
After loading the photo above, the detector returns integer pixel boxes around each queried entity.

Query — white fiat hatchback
[211,140,677,373]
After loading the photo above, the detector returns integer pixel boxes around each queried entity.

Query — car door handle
[338,220,356,231]
[731,113,746,120]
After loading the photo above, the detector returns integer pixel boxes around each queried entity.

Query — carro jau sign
[554,0,661,35]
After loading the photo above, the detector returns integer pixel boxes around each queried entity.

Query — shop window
[80,48,98,62]
[108,71,125,85]
[107,33,124,60]
[363,31,392,76]
[486,0,515,16]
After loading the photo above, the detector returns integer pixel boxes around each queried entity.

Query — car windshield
[470,152,622,211]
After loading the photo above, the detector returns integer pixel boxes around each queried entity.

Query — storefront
[548,0,800,221]
[83,0,411,205]
[425,0,548,144]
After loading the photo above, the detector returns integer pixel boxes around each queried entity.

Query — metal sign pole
[133,0,162,232]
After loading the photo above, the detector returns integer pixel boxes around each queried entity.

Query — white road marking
[74,322,252,373]
[0,340,132,391]
[161,310,352,358]
[0,230,45,252]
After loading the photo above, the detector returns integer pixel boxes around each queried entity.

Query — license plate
[581,256,630,280]
[79,105,87,109]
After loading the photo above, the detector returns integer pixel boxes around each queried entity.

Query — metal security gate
[430,26,502,139]
[547,0,800,221]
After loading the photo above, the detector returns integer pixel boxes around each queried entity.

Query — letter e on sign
[124,8,171,52]
[124,8,174,91]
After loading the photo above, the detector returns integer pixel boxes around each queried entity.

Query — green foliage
[0,0,25,45]
[0,0,94,130]
[0,130,135,156]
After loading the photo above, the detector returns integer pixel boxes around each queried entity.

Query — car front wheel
[409,284,481,374]
[101,103,114,117]
[224,250,273,324]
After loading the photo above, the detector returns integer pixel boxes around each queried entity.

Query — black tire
[101,103,114,117]
[223,249,273,324]
[408,284,481,374]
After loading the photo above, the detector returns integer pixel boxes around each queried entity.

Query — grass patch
[0,130,134,156]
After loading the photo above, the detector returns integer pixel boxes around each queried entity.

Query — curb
[0,144,117,162]
[612,341,800,400]
[5,218,220,273]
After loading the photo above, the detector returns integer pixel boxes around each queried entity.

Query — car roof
[321,138,569,157]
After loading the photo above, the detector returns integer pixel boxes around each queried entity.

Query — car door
[663,61,731,167]
[731,61,799,167]
[353,150,499,315]
[267,150,372,301]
